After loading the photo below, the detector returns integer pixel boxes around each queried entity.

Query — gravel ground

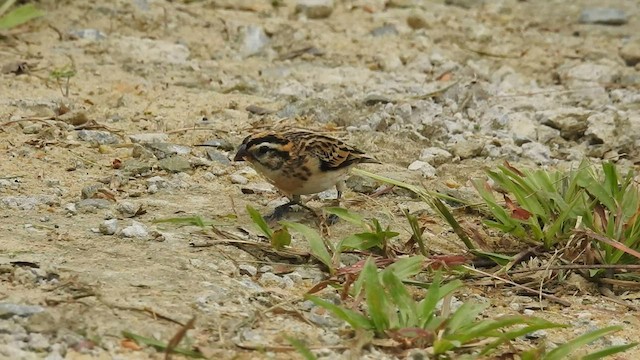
[1,0,640,359]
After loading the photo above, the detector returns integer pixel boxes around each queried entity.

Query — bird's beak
[234,144,248,162]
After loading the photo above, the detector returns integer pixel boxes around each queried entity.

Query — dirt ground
[2,0,640,359]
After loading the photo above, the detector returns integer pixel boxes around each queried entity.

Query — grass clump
[0,0,44,31]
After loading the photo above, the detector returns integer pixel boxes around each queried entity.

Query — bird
[233,128,380,221]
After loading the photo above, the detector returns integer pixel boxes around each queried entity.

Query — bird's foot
[264,203,293,224]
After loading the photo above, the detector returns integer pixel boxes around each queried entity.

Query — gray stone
[230,174,249,185]
[81,183,104,199]
[536,108,591,140]
[295,0,334,19]
[419,147,453,166]
[24,311,57,334]
[204,149,231,165]
[537,125,561,144]
[147,176,168,189]
[241,182,276,194]
[579,8,627,25]
[121,221,149,239]
[117,201,141,218]
[585,113,616,145]
[99,219,118,235]
[239,264,258,277]
[63,203,77,215]
[27,333,50,351]
[0,303,44,319]
[506,112,537,145]
[241,26,269,57]
[200,138,234,151]
[129,133,169,143]
[131,144,156,160]
[159,156,191,173]
[564,63,618,84]
[345,175,378,194]
[22,123,42,134]
[122,159,152,176]
[69,29,107,40]
[1,196,55,210]
[77,130,121,144]
[450,138,485,159]
[259,272,289,288]
[370,24,398,37]
[145,142,191,159]
[521,142,552,164]
[620,41,640,67]
[408,160,437,178]
[77,199,111,213]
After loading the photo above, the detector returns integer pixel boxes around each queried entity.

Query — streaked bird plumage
[234,128,379,202]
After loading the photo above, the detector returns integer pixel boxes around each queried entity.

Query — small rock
[81,183,104,199]
[407,14,429,30]
[121,221,149,239]
[129,133,169,143]
[370,24,398,37]
[536,108,591,140]
[131,144,156,159]
[123,159,152,176]
[0,303,44,319]
[204,148,231,165]
[241,182,276,194]
[113,36,190,64]
[64,203,77,215]
[199,138,234,151]
[1,196,53,210]
[579,8,627,25]
[76,199,112,213]
[521,142,552,164]
[99,219,118,235]
[620,41,640,67]
[159,156,191,173]
[345,175,378,194]
[24,311,57,333]
[419,147,453,166]
[507,112,537,145]
[408,160,437,178]
[22,123,42,134]
[69,28,107,40]
[147,176,169,189]
[241,25,269,57]
[537,125,561,144]
[363,94,394,106]
[259,272,289,288]
[239,264,258,277]
[585,113,616,145]
[525,330,548,340]
[77,130,120,145]
[450,138,485,159]
[145,142,191,159]
[58,111,89,126]
[295,0,334,19]
[230,174,249,185]
[116,201,141,218]
[28,333,50,351]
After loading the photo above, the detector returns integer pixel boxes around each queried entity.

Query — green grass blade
[324,207,366,226]
[282,221,334,273]
[0,3,44,30]
[122,331,205,358]
[381,270,418,328]
[383,255,425,280]
[362,258,392,331]
[285,337,318,360]
[246,205,272,238]
[581,343,638,360]
[271,228,291,249]
[445,301,487,334]
[544,326,623,360]
[305,295,373,329]
[338,233,383,251]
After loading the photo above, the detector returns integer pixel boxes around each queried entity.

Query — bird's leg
[326,181,346,225]
[264,195,312,222]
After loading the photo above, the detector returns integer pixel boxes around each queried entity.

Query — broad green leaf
[445,301,487,334]
[282,222,333,273]
[0,4,44,30]
[271,228,291,250]
[383,255,424,280]
[338,233,384,251]
[305,295,373,329]
[246,205,272,238]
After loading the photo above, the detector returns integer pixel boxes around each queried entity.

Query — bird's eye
[257,146,270,155]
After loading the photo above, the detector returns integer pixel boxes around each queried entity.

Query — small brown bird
[233,128,380,220]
